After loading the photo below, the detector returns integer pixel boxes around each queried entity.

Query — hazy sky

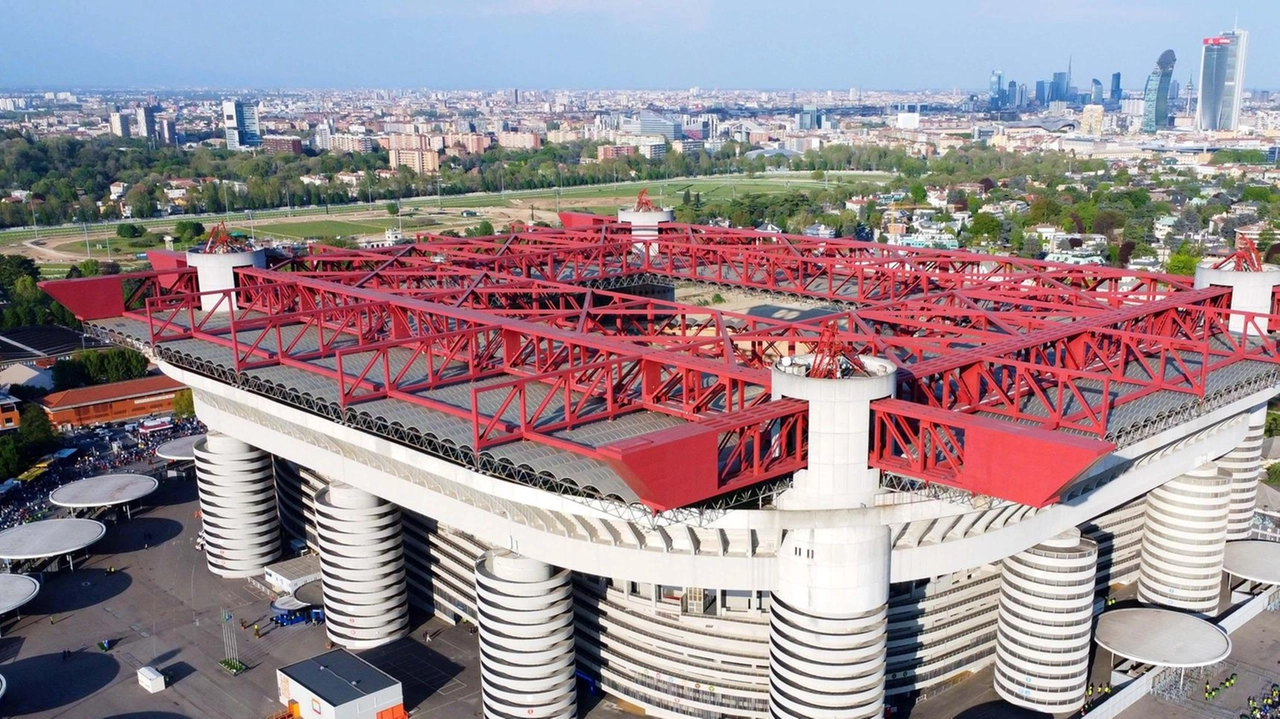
[2,0,1277,91]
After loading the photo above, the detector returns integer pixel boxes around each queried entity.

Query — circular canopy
[0,519,106,560]
[156,434,204,461]
[294,579,323,607]
[1095,608,1231,668]
[0,574,39,614]
[1223,540,1280,584]
[50,474,158,508]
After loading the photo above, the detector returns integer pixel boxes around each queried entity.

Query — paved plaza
[0,472,629,719]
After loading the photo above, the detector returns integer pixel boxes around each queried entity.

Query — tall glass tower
[222,99,261,151]
[1141,50,1177,133]
[1197,29,1249,132]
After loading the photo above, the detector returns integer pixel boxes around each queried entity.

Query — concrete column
[475,550,576,719]
[193,432,280,578]
[1193,262,1280,333]
[1136,463,1230,614]
[768,354,897,719]
[993,529,1098,713]
[1223,407,1266,541]
[315,482,408,649]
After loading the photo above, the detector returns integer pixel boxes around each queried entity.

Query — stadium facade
[43,214,1280,719]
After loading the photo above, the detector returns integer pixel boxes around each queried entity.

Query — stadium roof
[40,217,1280,512]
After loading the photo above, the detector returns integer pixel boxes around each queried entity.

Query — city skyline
[1,0,1278,91]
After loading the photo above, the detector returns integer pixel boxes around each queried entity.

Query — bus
[138,417,174,435]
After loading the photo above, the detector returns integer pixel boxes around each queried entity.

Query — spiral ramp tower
[193,432,280,578]
[1136,462,1231,614]
[475,549,577,719]
[993,529,1098,713]
[315,482,409,649]
[1223,407,1266,541]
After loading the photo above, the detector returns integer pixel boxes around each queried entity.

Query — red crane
[808,320,868,379]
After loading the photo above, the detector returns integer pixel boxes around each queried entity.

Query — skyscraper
[108,111,130,138]
[1110,72,1122,101]
[1141,50,1177,133]
[1007,80,1018,108]
[135,106,157,144]
[1035,80,1047,105]
[1091,79,1104,105]
[989,70,1004,108]
[1197,29,1249,132]
[222,99,261,151]
[1051,72,1069,102]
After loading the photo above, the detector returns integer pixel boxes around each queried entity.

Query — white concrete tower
[193,432,280,578]
[1223,406,1266,540]
[315,482,409,649]
[768,352,897,719]
[1136,462,1231,614]
[475,550,576,719]
[1194,259,1280,333]
[185,242,266,313]
[993,529,1098,713]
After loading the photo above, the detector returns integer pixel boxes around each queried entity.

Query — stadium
[40,206,1280,719]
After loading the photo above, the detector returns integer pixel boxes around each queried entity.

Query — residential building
[495,131,541,150]
[1197,29,1249,131]
[222,99,261,151]
[388,148,440,175]
[108,111,130,138]
[330,133,374,154]
[443,133,491,154]
[135,106,157,143]
[314,122,333,151]
[387,133,432,151]
[670,139,703,155]
[158,117,177,146]
[1141,50,1177,133]
[636,143,665,160]
[262,135,304,155]
[546,128,580,144]
[597,144,636,161]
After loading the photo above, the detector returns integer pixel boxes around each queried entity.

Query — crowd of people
[0,418,206,534]
[1237,682,1280,719]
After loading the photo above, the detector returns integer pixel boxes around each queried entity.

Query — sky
[1,0,1277,92]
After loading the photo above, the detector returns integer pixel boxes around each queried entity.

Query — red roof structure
[39,218,1280,511]
[40,375,183,411]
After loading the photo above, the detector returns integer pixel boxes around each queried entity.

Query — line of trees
[50,347,150,391]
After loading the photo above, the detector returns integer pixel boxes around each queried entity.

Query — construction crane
[632,189,659,212]
[807,320,868,379]
[201,222,247,254]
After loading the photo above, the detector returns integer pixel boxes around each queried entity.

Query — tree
[317,237,355,249]
[0,436,19,479]
[385,201,399,216]
[969,213,1002,242]
[909,183,928,205]
[1166,253,1200,276]
[116,223,143,239]
[18,405,55,454]
[1258,228,1278,253]
[1092,209,1126,238]
[77,258,102,277]
[172,388,195,419]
